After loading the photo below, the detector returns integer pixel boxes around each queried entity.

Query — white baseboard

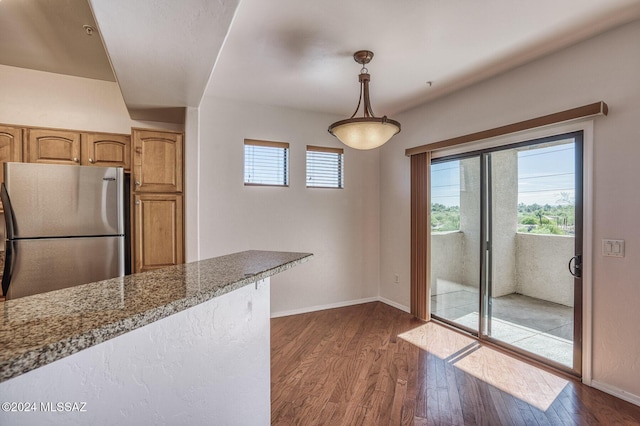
[378,297,410,313]
[271,297,379,318]
[270,296,410,318]
[591,380,640,407]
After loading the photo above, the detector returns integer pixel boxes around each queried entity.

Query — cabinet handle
[88,158,94,163]
[135,200,140,205]
[73,157,79,163]
[135,181,141,186]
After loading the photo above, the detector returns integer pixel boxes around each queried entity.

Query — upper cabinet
[0,125,23,164]
[24,128,130,170]
[27,128,81,165]
[83,132,131,170]
[0,125,24,211]
[132,129,183,193]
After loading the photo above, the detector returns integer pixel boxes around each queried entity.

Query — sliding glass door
[431,132,583,376]
[430,156,481,333]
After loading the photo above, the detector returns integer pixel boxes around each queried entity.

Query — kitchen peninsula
[0,250,311,425]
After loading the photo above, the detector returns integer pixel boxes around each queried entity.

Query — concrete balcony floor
[431,281,574,367]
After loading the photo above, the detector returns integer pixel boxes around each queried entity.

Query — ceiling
[0,0,113,81]
[1,0,640,121]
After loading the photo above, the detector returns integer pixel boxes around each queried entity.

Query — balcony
[431,231,574,367]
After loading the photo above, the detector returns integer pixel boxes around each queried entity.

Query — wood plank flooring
[271,302,640,425]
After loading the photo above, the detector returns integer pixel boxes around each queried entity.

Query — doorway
[430,132,583,376]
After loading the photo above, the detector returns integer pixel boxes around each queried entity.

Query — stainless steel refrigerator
[1,162,125,300]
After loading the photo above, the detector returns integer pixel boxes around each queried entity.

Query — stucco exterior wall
[431,231,464,294]
[460,157,481,288]
[490,150,518,297]
[516,233,575,307]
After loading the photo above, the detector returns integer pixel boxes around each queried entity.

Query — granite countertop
[0,250,312,383]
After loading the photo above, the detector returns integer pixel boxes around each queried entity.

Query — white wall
[0,280,271,426]
[193,96,380,315]
[380,19,640,399]
[0,65,183,134]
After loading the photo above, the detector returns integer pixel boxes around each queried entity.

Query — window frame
[305,145,344,189]
[243,139,290,187]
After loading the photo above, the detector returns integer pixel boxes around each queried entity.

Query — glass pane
[306,150,344,188]
[430,157,481,332]
[244,145,289,186]
[484,138,576,368]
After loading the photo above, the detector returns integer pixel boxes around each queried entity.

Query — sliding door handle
[568,255,582,278]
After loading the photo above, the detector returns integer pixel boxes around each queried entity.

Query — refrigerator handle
[1,183,16,240]
[1,241,14,297]
[1,183,16,297]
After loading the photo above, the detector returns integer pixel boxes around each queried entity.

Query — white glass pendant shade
[329,118,401,150]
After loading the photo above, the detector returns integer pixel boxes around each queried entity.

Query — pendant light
[328,50,401,150]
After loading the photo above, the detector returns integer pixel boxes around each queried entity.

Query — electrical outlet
[394,274,399,284]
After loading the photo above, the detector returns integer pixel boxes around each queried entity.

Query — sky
[431,140,575,207]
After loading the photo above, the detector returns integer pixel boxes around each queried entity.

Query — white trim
[270,297,410,318]
[378,297,411,313]
[184,106,201,262]
[591,380,640,407]
[581,121,594,385]
[270,297,379,318]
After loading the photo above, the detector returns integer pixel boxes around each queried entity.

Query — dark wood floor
[271,302,640,425]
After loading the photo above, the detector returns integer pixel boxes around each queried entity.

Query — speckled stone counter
[0,250,312,383]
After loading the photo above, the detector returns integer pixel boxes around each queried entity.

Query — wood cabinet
[27,128,81,165]
[83,132,131,170]
[0,125,24,211]
[132,129,183,193]
[132,129,184,273]
[1,123,184,274]
[27,129,131,170]
[134,193,184,272]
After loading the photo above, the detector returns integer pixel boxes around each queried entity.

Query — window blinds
[244,139,289,186]
[306,145,344,188]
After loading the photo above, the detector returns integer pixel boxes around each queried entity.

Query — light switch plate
[602,239,625,257]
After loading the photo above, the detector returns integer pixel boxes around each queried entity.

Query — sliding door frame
[426,120,594,381]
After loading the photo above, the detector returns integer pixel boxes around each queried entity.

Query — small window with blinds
[244,139,289,186]
[306,145,344,189]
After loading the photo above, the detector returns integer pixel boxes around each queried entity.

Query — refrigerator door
[3,162,123,238]
[3,236,124,300]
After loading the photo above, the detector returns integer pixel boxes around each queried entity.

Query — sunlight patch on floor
[398,321,476,359]
[398,321,568,412]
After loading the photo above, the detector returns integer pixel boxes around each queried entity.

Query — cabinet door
[132,129,183,193]
[27,128,81,165]
[0,125,24,211]
[134,194,184,272]
[83,133,131,170]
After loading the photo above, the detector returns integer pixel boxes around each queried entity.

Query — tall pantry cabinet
[132,129,184,273]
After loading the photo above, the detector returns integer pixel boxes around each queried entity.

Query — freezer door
[3,236,124,300]
[3,162,123,238]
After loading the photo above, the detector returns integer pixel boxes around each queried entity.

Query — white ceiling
[209,0,640,116]
[0,0,114,81]
[88,0,240,122]
[1,0,640,121]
